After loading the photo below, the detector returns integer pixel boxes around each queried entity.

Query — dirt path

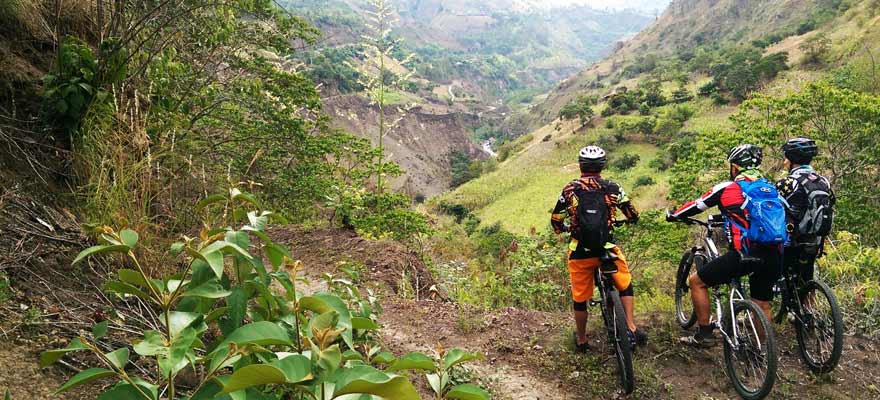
[0,343,94,399]
[379,300,575,400]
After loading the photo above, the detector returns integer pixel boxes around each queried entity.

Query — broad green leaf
[317,344,342,377]
[229,189,260,207]
[206,346,242,376]
[385,352,436,372]
[246,211,269,232]
[300,293,353,348]
[446,384,491,400]
[265,244,290,269]
[162,311,204,338]
[343,349,365,362]
[170,242,185,256]
[133,331,165,356]
[96,381,158,400]
[55,368,116,394]
[223,286,247,334]
[205,306,228,324]
[210,321,292,356]
[372,351,396,364]
[195,194,227,211]
[118,269,149,288]
[104,281,150,299]
[426,373,442,394]
[201,249,225,279]
[160,327,197,377]
[72,245,130,265]
[332,365,419,400]
[40,337,88,367]
[221,365,286,394]
[183,281,232,299]
[92,321,109,339]
[442,349,482,370]
[104,347,129,369]
[120,229,139,248]
[351,317,379,330]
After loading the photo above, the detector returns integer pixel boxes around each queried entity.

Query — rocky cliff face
[324,95,484,198]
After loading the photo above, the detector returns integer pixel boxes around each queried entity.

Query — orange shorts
[567,246,632,302]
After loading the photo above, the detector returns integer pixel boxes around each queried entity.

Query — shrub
[542,134,552,142]
[633,175,655,187]
[611,153,640,171]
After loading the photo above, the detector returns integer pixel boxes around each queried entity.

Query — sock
[698,324,713,336]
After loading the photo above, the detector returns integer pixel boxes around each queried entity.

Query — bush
[633,175,655,187]
[611,153,640,171]
[649,156,673,171]
[542,134,552,142]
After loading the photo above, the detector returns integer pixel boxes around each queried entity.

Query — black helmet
[781,137,818,164]
[578,145,607,172]
[727,144,763,169]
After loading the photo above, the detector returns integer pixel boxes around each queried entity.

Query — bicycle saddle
[599,250,618,263]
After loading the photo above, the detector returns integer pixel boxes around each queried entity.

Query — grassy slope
[439,119,669,235]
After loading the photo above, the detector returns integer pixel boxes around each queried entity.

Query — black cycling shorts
[696,246,782,302]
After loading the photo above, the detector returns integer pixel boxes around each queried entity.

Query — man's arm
[671,181,731,219]
[551,187,571,234]
[616,187,639,223]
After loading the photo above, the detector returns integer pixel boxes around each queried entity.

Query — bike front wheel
[607,290,635,394]
[675,250,699,329]
[723,299,777,400]
[795,279,844,374]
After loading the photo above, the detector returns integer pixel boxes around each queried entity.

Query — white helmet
[578,146,607,171]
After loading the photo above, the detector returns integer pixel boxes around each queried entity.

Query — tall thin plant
[356,0,415,194]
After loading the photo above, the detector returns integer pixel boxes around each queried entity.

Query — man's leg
[620,294,636,332]
[689,273,712,326]
[568,256,597,347]
[682,251,741,346]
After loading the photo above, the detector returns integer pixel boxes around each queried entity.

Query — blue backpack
[729,178,789,252]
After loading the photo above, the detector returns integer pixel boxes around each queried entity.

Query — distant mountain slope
[527,0,833,127]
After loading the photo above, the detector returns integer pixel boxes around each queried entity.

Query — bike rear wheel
[675,250,699,329]
[607,290,635,394]
[795,279,844,374]
[723,299,777,400]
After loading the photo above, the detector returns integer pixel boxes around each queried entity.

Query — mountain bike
[589,247,635,395]
[669,213,778,400]
[772,246,843,373]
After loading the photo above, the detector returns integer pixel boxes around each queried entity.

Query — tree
[558,95,596,125]
[733,82,880,243]
[800,33,831,65]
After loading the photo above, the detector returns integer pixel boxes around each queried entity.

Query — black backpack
[572,179,610,253]
[796,173,834,237]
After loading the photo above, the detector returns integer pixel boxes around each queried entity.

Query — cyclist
[551,145,647,352]
[667,144,783,347]
[776,138,835,287]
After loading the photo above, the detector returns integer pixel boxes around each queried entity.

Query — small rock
[569,371,580,379]
[532,344,543,351]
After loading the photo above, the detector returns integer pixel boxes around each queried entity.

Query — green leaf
[210,321,292,356]
[160,327,197,377]
[72,245,130,265]
[221,364,286,394]
[4,387,9,400]
[183,281,232,299]
[442,349,482,370]
[119,229,139,248]
[332,365,419,400]
[264,243,290,269]
[195,194,227,211]
[317,344,342,377]
[118,269,149,289]
[246,211,269,232]
[55,368,116,394]
[40,337,88,367]
[96,381,158,400]
[372,351,396,364]
[426,373,442,395]
[300,293,353,349]
[162,311,205,338]
[104,347,129,370]
[170,242,185,257]
[351,317,379,330]
[343,350,365,362]
[92,321,109,339]
[133,331,165,356]
[221,355,311,394]
[104,281,150,300]
[229,188,260,207]
[385,352,436,372]
[446,384,491,400]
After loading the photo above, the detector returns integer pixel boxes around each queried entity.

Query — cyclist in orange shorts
[551,145,647,352]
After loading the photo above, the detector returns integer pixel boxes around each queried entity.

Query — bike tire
[795,279,844,374]
[608,290,635,394]
[675,250,699,329]
[723,299,777,400]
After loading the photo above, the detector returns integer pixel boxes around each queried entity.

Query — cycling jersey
[671,169,763,252]
[550,172,639,242]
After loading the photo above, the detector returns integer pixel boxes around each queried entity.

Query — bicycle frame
[681,215,759,351]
